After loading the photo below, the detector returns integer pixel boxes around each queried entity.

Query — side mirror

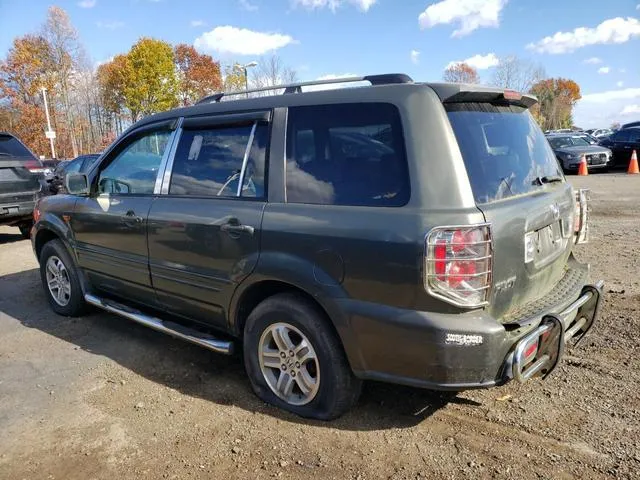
[66,173,89,196]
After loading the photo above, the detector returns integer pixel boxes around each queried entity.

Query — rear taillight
[425,224,492,308]
[574,188,589,244]
[25,160,46,174]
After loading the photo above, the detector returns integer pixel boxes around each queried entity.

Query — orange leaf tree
[174,44,222,106]
[443,62,480,84]
[530,78,581,131]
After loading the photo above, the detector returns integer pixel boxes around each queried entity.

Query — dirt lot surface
[1,173,639,480]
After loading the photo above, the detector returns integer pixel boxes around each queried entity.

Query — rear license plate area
[1,206,19,215]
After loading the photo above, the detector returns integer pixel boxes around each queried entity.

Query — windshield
[0,134,35,159]
[548,136,590,148]
[446,103,562,204]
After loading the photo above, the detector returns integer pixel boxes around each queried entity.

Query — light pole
[41,87,56,159]
[236,61,257,98]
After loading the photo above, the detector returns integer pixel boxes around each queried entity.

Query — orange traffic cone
[628,150,639,175]
[578,155,588,176]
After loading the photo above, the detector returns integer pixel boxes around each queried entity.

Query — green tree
[124,38,178,121]
[223,63,247,92]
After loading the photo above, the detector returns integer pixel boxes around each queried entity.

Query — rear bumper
[0,200,35,225]
[342,272,604,391]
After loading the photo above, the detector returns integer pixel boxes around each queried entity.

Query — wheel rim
[258,322,320,406]
[45,255,71,307]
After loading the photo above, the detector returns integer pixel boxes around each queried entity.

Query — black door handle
[221,221,254,236]
[121,210,143,226]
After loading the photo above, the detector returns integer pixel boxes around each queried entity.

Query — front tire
[39,239,87,317]
[243,293,362,420]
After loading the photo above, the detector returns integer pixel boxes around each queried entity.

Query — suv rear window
[0,134,35,160]
[286,103,410,207]
[446,104,562,204]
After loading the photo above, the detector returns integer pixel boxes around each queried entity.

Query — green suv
[31,74,603,420]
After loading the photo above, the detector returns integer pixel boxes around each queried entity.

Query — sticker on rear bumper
[445,333,483,346]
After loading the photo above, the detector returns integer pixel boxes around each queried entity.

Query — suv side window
[613,130,630,142]
[98,130,171,194]
[169,122,268,198]
[627,129,640,143]
[286,103,410,207]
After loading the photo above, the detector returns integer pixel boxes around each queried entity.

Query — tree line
[0,6,297,159]
[1,6,589,158]
[443,59,582,131]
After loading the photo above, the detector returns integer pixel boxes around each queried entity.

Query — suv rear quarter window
[285,103,410,207]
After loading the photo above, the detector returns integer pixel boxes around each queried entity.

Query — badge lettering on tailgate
[445,333,484,346]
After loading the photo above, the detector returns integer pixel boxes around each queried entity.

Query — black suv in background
[0,132,44,237]
[599,127,640,168]
[31,75,603,419]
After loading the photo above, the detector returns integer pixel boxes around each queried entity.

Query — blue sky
[0,0,639,127]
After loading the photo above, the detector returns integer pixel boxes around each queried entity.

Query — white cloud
[292,0,377,12]
[617,81,625,88]
[574,87,640,128]
[446,53,499,70]
[96,21,124,29]
[239,0,258,11]
[194,26,296,55]
[527,17,640,54]
[621,104,640,115]
[581,88,640,104]
[637,3,640,10]
[419,0,508,37]
[190,20,206,27]
[78,0,96,7]
[583,57,602,64]
[410,49,420,65]
[598,66,610,74]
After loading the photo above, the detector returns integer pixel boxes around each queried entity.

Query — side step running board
[84,294,234,355]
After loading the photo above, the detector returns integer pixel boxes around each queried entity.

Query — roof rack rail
[196,73,413,105]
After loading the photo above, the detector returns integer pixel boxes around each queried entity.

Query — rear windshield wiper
[533,175,563,186]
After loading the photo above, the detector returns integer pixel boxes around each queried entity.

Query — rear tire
[39,239,88,317]
[243,293,362,420]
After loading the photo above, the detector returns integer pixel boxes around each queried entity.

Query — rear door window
[446,103,563,204]
[286,103,409,206]
[169,123,268,198]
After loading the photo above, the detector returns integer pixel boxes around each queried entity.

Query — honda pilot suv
[31,74,603,420]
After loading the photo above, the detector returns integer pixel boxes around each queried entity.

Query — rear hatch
[0,134,42,198]
[443,92,575,321]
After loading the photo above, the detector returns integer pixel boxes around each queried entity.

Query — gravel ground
[0,173,639,480]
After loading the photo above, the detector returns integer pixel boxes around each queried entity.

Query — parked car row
[0,131,101,238]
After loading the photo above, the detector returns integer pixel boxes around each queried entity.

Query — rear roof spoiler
[428,83,538,109]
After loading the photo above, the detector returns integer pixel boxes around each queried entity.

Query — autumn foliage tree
[0,35,56,156]
[530,78,581,131]
[174,44,222,106]
[443,62,479,84]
